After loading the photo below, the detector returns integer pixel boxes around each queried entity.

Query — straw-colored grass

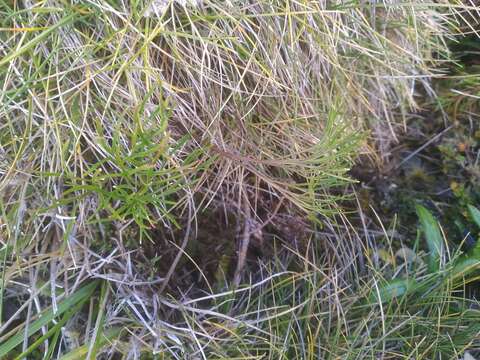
[1,0,479,358]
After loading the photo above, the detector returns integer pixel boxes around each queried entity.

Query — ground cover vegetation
[0,0,480,358]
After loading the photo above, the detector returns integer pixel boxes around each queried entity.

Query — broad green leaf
[0,281,99,358]
[450,257,480,282]
[468,205,480,228]
[416,205,444,273]
[370,278,418,304]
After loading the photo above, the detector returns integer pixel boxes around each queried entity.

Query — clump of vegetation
[2,205,480,358]
[1,0,479,358]
[0,0,452,237]
[350,18,480,251]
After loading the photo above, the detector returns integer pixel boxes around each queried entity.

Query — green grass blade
[0,281,99,358]
[86,281,109,360]
[0,13,76,68]
[13,299,86,360]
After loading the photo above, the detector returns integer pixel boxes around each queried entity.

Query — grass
[101,206,479,358]
[5,206,479,358]
[0,0,479,358]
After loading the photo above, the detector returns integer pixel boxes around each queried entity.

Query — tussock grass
[1,0,479,358]
[0,0,452,232]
